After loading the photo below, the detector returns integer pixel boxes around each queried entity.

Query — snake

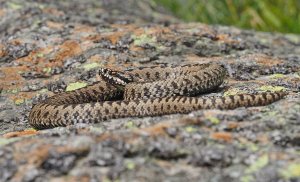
[29,63,286,129]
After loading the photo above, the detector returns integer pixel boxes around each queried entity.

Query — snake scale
[29,63,286,129]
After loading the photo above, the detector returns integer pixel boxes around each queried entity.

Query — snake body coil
[29,63,286,129]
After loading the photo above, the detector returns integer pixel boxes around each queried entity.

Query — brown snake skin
[29,63,286,129]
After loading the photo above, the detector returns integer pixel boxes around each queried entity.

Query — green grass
[154,0,300,34]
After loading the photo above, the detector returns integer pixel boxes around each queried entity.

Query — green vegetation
[154,0,300,34]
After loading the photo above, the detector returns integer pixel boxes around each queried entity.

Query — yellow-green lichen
[269,74,285,79]
[32,20,42,29]
[0,137,19,147]
[14,98,25,105]
[125,121,136,129]
[88,126,103,134]
[265,111,278,116]
[11,89,19,94]
[66,82,87,91]
[284,34,300,44]
[185,126,196,133]
[207,116,220,124]
[26,128,37,131]
[237,140,259,152]
[82,62,100,70]
[7,2,23,9]
[126,161,136,170]
[102,177,114,182]
[132,34,157,47]
[223,88,244,96]
[280,163,300,179]
[38,88,49,93]
[36,53,45,58]
[246,154,269,174]
[42,67,52,74]
[3,88,29,95]
[132,34,167,51]
[240,175,255,182]
[245,142,259,152]
[259,85,286,92]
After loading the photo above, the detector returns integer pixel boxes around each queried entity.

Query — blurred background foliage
[154,0,300,34]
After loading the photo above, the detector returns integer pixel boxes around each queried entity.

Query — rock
[0,0,299,181]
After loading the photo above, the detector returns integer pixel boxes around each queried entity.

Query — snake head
[99,68,134,86]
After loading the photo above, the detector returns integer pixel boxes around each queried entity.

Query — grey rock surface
[0,0,299,181]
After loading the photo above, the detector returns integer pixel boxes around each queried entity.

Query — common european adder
[29,63,286,129]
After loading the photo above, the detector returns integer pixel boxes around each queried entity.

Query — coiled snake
[29,63,286,129]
